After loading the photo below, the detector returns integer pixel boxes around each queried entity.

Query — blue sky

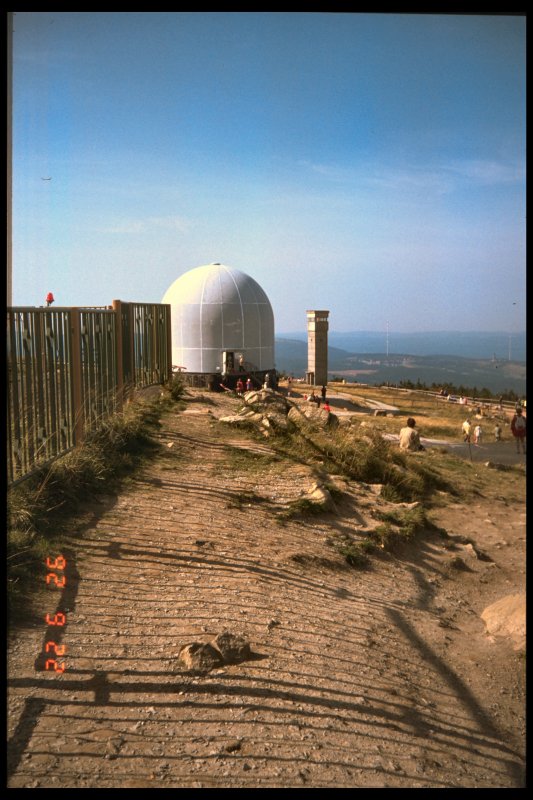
[11,12,526,333]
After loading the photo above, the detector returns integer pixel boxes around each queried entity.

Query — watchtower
[306,310,329,386]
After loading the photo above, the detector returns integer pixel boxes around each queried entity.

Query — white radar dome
[161,263,275,374]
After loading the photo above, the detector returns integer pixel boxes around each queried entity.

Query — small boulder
[464,542,493,562]
[446,555,471,571]
[212,631,251,663]
[178,642,223,672]
[305,482,335,511]
[288,405,338,430]
[481,593,525,651]
[219,413,262,426]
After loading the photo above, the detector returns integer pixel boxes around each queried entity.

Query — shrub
[168,373,186,402]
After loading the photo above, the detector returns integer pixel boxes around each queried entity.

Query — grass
[7,383,182,624]
[260,386,521,565]
[268,419,455,504]
[276,496,332,524]
[332,506,440,568]
[328,382,513,441]
[226,489,267,510]
[334,538,376,569]
[223,445,279,473]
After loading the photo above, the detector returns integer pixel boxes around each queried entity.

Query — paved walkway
[381,434,527,467]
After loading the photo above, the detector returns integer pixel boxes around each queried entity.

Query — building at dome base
[161,263,275,388]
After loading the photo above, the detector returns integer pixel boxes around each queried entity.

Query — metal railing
[7,301,172,485]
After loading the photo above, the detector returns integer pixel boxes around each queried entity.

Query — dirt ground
[7,389,526,788]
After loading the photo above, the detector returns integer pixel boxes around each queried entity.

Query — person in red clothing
[510,407,526,454]
[46,292,55,306]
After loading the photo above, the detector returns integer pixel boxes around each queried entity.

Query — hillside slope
[7,390,525,788]
[275,338,526,395]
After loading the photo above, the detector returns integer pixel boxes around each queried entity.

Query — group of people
[235,377,254,394]
[306,385,330,411]
[399,408,526,455]
[460,408,526,453]
[461,419,484,444]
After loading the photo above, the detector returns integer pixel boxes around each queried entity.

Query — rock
[325,475,348,493]
[481,593,525,651]
[212,631,251,664]
[244,389,288,409]
[446,555,471,571]
[223,740,242,753]
[263,411,290,430]
[219,414,259,426]
[464,543,478,559]
[288,405,339,430]
[464,542,493,562]
[305,483,334,510]
[178,642,223,672]
[337,416,352,427]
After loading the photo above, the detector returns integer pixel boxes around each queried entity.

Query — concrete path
[383,434,527,467]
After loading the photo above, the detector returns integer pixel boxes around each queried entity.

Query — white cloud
[298,158,454,194]
[297,155,525,194]
[444,159,525,185]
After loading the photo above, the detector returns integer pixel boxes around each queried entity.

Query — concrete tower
[306,310,329,386]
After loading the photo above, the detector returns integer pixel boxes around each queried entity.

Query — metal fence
[7,301,172,486]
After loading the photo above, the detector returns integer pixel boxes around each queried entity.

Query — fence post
[112,300,124,410]
[166,304,172,384]
[70,308,84,446]
[128,303,135,394]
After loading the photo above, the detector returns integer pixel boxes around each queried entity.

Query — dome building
[161,263,275,387]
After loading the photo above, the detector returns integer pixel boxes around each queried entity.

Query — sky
[10,12,526,334]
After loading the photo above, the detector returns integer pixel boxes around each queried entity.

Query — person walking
[462,419,471,443]
[510,407,526,454]
[321,385,327,402]
[494,423,502,442]
[236,378,244,395]
[474,424,483,444]
[245,377,253,392]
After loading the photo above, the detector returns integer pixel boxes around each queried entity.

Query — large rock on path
[481,593,526,652]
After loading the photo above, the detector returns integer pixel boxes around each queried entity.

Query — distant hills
[279,330,527,361]
[274,331,526,395]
